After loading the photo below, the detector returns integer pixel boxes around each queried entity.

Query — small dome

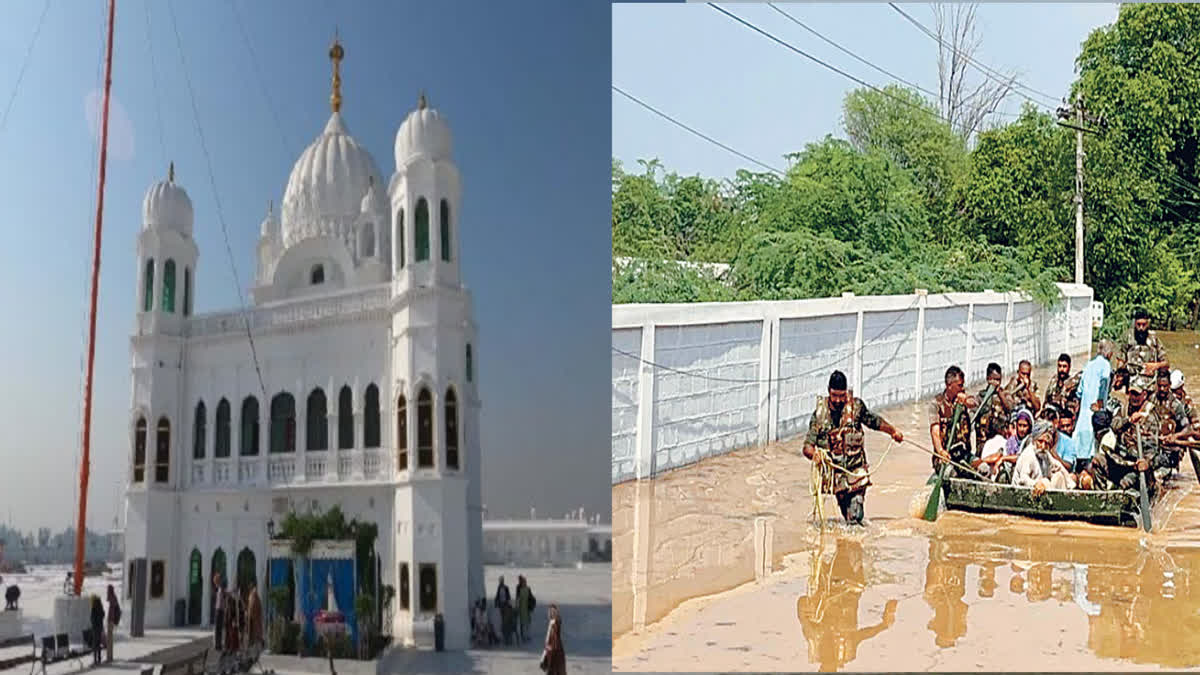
[360,176,386,214]
[281,112,383,247]
[142,164,193,235]
[394,94,452,166]
[260,201,280,238]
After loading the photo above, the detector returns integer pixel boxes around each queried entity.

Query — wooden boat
[941,476,1160,528]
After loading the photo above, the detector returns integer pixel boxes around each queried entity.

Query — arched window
[193,401,206,460]
[362,222,375,258]
[163,260,176,313]
[440,199,451,261]
[466,344,473,382]
[183,267,192,316]
[215,399,231,458]
[155,417,170,483]
[307,388,328,451]
[270,392,296,454]
[398,562,410,610]
[310,265,325,285]
[240,396,259,456]
[415,198,430,261]
[133,417,147,482]
[143,259,154,312]
[417,388,433,468]
[396,395,408,470]
[338,386,354,449]
[445,388,459,470]
[364,384,380,448]
[418,564,437,612]
[397,208,406,270]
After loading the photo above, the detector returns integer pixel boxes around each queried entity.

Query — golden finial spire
[329,29,344,114]
[418,90,427,110]
[168,161,174,183]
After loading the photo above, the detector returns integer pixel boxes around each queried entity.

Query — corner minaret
[388,93,481,649]
[125,162,196,626]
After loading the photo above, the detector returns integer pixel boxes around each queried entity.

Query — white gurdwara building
[122,38,482,649]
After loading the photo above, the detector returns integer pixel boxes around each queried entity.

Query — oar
[923,401,965,521]
[1135,422,1153,533]
[1189,446,1200,486]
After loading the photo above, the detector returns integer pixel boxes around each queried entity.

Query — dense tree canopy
[613,4,1200,333]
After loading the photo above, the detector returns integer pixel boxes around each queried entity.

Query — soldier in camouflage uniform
[1170,370,1200,429]
[974,362,1013,453]
[1091,379,1164,491]
[1119,308,1169,382]
[1004,360,1041,414]
[1148,367,1191,473]
[1043,353,1082,424]
[803,370,904,525]
[929,365,980,478]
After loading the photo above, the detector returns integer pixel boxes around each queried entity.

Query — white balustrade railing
[363,450,382,479]
[239,460,261,485]
[268,457,296,484]
[190,464,205,486]
[338,455,353,480]
[213,460,233,486]
[306,456,326,480]
[183,285,389,338]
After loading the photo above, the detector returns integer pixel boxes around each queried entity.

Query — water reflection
[930,529,1200,668]
[796,537,898,672]
[923,539,968,648]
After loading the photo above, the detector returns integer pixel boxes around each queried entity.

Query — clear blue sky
[614,2,1119,179]
[0,0,611,532]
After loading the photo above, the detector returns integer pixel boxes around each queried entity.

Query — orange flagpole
[74,0,115,597]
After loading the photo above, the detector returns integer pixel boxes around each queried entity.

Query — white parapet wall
[612,283,1095,484]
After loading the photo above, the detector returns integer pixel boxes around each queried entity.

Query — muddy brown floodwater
[612,332,1200,672]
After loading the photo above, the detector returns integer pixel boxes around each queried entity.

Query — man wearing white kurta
[1013,420,1076,493]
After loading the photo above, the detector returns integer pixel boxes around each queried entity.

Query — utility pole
[1056,95,1103,286]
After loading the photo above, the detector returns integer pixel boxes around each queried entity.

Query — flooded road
[612,331,1200,671]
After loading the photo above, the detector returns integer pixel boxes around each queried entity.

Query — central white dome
[280,112,383,248]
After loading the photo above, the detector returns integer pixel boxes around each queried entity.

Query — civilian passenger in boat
[1073,339,1114,476]
[1012,419,1076,494]
[978,409,1030,482]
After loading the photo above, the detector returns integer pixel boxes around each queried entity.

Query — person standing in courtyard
[516,575,534,643]
[90,594,105,665]
[494,576,513,645]
[540,604,566,675]
[105,584,120,664]
[246,582,263,648]
[802,370,905,525]
[213,572,225,652]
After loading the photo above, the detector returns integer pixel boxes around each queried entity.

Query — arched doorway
[188,549,203,625]
[210,548,227,626]
[236,548,257,600]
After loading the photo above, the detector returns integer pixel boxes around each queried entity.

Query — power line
[709,4,963,131]
[767,3,1023,120]
[166,0,268,402]
[0,0,51,141]
[885,3,1061,111]
[228,0,292,156]
[143,0,168,172]
[613,84,786,176]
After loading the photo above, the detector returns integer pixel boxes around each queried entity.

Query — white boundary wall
[612,284,1094,484]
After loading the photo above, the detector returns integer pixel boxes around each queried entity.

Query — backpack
[112,602,122,626]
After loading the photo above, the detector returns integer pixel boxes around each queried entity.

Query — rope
[810,438,898,527]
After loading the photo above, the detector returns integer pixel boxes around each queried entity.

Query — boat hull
[941,477,1155,528]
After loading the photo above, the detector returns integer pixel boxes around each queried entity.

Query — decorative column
[296,378,307,481]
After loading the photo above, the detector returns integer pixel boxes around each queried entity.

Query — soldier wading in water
[802,370,904,525]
